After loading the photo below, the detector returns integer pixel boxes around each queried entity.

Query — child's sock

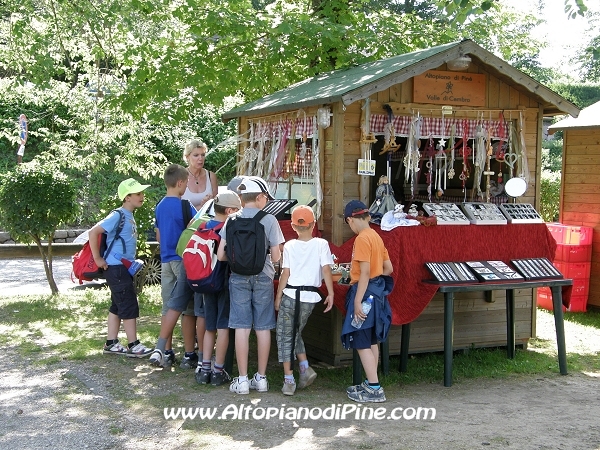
[201,359,211,373]
[299,360,309,373]
[284,374,295,384]
[368,381,381,390]
[238,375,248,382]
[213,363,224,374]
[105,339,118,347]
[255,373,267,380]
[156,337,167,353]
[128,339,140,349]
[184,351,197,359]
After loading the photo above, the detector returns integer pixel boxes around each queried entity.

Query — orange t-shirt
[349,227,390,284]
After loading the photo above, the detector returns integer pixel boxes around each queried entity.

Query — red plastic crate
[546,223,566,244]
[537,288,588,312]
[555,243,592,263]
[568,295,588,312]
[546,223,593,246]
[536,288,566,312]
[571,278,590,299]
[554,262,591,279]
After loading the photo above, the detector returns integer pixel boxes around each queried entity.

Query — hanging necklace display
[458,120,472,203]
[517,111,530,183]
[404,113,422,198]
[483,127,495,203]
[447,123,456,179]
[244,121,258,175]
[311,116,323,218]
[472,114,486,201]
[435,111,448,198]
[358,99,378,176]
[425,135,436,202]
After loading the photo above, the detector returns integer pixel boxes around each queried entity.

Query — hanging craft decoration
[358,99,377,176]
[447,123,456,179]
[380,104,401,154]
[403,113,422,198]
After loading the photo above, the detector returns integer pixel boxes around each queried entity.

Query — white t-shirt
[282,237,334,303]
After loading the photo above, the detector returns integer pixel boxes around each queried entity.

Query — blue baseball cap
[344,200,369,223]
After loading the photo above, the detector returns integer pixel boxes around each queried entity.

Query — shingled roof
[549,100,600,131]
[222,39,579,120]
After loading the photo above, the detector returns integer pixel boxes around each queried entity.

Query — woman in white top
[182,139,218,209]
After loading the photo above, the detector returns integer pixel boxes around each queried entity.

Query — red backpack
[182,221,228,293]
[72,209,126,284]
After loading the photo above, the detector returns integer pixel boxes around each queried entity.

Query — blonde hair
[183,139,208,162]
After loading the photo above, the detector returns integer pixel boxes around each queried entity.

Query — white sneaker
[149,349,164,367]
[229,377,250,394]
[249,373,269,392]
[127,342,153,358]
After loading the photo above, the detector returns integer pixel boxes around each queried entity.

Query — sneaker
[103,341,127,355]
[249,373,269,392]
[127,342,153,358]
[229,377,250,394]
[180,353,198,369]
[347,385,386,403]
[164,351,176,367]
[298,366,317,389]
[346,380,369,395]
[149,349,164,367]
[282,381,296,396]
[195,370,211,385]
[210,370,232,387]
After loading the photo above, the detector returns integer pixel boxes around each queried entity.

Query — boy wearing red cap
[275,205,334,395]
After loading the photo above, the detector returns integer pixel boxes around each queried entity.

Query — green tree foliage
[539,170,561,223]
[0,162,79,294]
[549,83,600,109]
[0,0,551,122]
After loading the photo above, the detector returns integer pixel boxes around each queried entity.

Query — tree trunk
[34,235,59,295]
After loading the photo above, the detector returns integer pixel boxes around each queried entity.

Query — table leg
[399,323,411,373]
[381,338,389,375]
[352,349,362,385]
[550,286,568,375]
[444,292,454,387]
[506,289,515,359]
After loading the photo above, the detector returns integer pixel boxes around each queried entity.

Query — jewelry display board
[263,199,298,217]
[499,203,544,224]
[425,262,478,283]
[423,203,471,225]
[461,202,507,225]
[511,258,564,280]
[464,261,524,281]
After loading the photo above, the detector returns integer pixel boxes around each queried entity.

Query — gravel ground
[1,258,600,449]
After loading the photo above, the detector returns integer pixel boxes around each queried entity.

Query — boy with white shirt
[275,205,334,395]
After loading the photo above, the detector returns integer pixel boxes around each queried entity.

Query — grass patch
[1,285,599,393]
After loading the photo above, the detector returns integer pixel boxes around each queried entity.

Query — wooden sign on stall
[413,70,486,106]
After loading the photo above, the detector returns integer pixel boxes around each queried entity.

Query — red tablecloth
[328,223,561,325]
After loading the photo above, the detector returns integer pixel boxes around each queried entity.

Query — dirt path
[1,308,599,449]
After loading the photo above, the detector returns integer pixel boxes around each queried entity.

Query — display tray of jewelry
[464,260,524,282]
[510,258,564,280]
[425,262,479,283]
[499,203,544,224]
[423,203,471,225]
[460,202,508,225]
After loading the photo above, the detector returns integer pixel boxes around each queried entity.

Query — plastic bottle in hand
[351,295,374,329]
[114,253,144,277]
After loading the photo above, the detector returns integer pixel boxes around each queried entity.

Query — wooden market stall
[549,101,600,310]
[222,39,580,365]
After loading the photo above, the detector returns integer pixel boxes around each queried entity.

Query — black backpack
[225,210,268,275]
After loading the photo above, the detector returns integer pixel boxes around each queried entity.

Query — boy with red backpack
[89,178,153,358]
[193,190,242,386]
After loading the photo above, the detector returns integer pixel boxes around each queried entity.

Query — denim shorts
[276,293,315,362]
[161,260,181,316]
[105,264,139,320]
[166,263,196,315]
[202,288,230,331]
[228,272,276,330]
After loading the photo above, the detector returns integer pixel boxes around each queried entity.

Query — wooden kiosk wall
[238,62,546,365]
[560,127,600,309]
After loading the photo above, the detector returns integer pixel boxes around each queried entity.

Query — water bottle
[114,252,144,277]
[351,295,374,329]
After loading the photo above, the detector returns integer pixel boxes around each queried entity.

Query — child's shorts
[348,326,378,350]
[105,264,139,320]
[166,263,196,315]
[202,288,229,331]
[228,272,275,330]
